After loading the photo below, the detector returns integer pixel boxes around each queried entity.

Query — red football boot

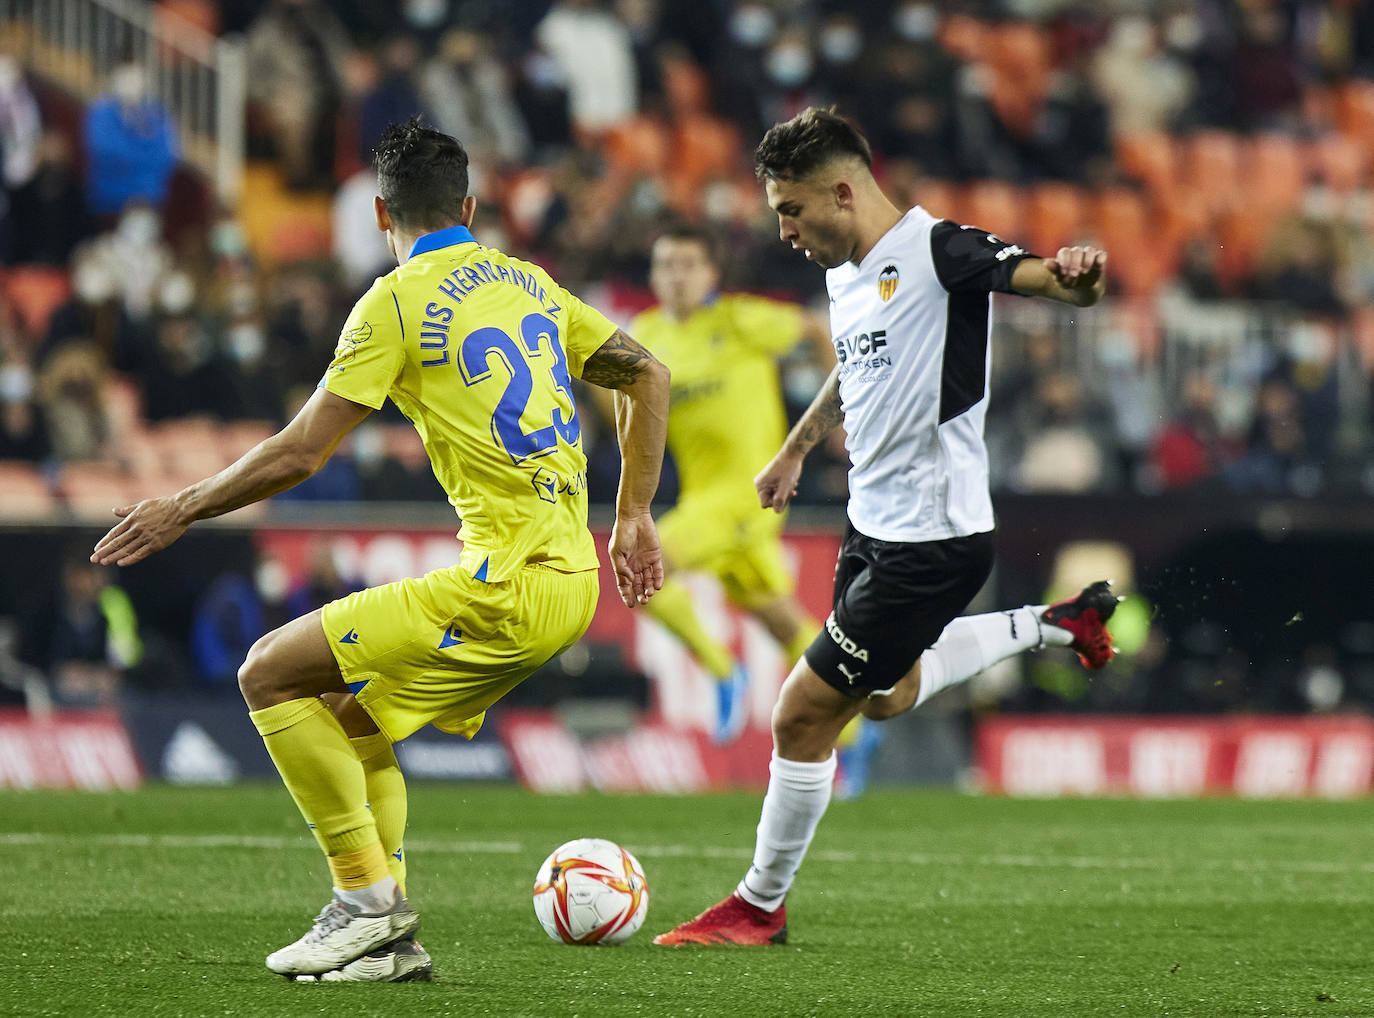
[652,893,788,946]
[1041,580,1121,670]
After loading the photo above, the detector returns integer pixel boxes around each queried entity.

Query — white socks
[335,875,399,914]
[736,752,837,912]
[912,606,1072,710]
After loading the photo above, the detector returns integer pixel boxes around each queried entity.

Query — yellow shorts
[321,563,598,743]
[656,491,793,609]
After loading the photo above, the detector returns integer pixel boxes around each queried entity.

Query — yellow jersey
[322,225,616,582]
[631,294,803,499]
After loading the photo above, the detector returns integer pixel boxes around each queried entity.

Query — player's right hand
[609,510,664,607]
[90,495,191,567]
[755,450,803,513]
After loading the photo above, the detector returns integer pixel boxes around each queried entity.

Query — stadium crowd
[2,0,1374,715]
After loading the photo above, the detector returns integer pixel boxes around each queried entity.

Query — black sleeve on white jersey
[929,220,1037,294]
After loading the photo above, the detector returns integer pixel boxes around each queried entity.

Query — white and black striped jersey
[825,205,1035,543]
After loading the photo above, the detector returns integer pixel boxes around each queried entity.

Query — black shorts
[804,525,995,697]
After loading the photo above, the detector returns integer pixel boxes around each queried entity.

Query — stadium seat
[148,417,227,482]
[101,376,144,435]
[4,266,71,343]
[58,464,136,519]
[1213,208,1268,287]
[913,179,957,221]
[604,116,670,177]
[0,461,56,520]
[660,52,711,119]
[962,180,1024,241]
[938,14,989,62]
[1336,79,1374,147]
[671,115,740,188]
[219,420,276,461]
[1246,134,1305,213]
[1180,131,1242,212]
[1114,131,1177,199]
[1025,182,1086,255]
[1308,134,1367,194]
[1092,189,1165,295]
[987,23,1052,132]
[156,0,219,36]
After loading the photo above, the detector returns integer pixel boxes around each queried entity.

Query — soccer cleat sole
[292,945,434,983]
[266,909,421,976]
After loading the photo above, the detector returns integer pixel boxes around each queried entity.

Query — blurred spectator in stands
[220,313,286,422]
[190,571,264,688]
[286,537,365,618]
[17,547,140,706]
[11,129,90,266]
[0,53,42,263]
[535,0,638,136]
[41,248,151,374]
[1091,15,1196,137]
[76,202,174,322]
[754,27,824,131]
[1172,238,1228,302]
[1013,373,1116,492]
[0,360,50,463]
[1251,217,1347,317]
[333,166,395,291]
[141,299,224,422]
[264,264,339,383]
[1224,374,1312,493]
[1148,372,1235,490]
[357,35,433,170]
[35,343,111,463]
[245,0,350,189]
[420,28,531,177]
[855,33,959,177]
[82,62,179,220]
[1229,5,1302,131]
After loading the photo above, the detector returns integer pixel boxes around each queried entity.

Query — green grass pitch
[2,783,1372,1017]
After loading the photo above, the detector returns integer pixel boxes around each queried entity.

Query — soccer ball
[532,837,649,945]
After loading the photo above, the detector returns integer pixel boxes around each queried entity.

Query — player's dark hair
[755,106,872,182]
[654,222,720,266]
[374,117,469,231]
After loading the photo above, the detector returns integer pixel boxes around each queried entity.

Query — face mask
[74,261,115,303]
[159,272,195,316]
[819,25,863,65]
[404,0,447,29]
[0,364,33,403]
[210,221,247,258]
[226,324,266,364]
[766,44,813,87]
[729,5,777,48]
[111,64,146,106]
[118,208,160,247]
[892,3,937,42]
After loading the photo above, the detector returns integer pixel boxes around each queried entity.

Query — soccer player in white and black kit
[655,107,1120,946]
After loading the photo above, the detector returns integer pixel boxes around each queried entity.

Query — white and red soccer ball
[532,837,649,945]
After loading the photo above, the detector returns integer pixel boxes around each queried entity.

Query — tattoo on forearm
[792,371,843,450]
[583,329,662,388]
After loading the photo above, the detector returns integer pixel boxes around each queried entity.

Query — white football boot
[266,891,420,976]
[291,937,434,983]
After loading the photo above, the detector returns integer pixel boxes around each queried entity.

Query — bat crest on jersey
[877,264,899,302]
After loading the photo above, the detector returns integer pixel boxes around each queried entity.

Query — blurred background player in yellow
[622,223,834,744]
[91,118,669,983]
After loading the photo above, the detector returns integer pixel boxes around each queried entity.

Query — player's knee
[237,632,285,708]
[861,686,915,721]
[771,701,828,758]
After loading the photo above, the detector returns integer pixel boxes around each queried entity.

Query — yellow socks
[249,697,389,888]
[350,732,408,894]
[644,578,736,678]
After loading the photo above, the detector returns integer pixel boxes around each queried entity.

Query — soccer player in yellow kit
[627,224,834,743]
[90,119,669,982]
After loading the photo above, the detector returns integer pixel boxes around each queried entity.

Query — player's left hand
[609,510,664,607]
[1045,246,1107,289]
[90,496,191,567]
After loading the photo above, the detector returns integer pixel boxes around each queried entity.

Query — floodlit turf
[2,784,1373,1018]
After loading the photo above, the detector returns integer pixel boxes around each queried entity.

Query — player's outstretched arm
[91,389,372,567]
[1011,245,1108,307]
[582,328,670,607]
[755,362,842,513]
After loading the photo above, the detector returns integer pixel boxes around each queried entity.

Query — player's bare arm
[755,362,843,513]
[583,328,671,607]
[1011,245,1108,307]
[91,389,372,567]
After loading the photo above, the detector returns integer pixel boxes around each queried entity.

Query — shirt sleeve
[320,282,405,410]
[929,220,1038,294]
[557,284,619,379]
[726,295,806,357]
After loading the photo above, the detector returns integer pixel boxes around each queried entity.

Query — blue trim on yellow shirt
[409,225,476,258]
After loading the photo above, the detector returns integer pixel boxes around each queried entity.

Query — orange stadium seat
[962,180,1024,240]
[1180,131,1242,212]
[0,462,56,520]
[604,116,669,176]
[912,179,957,221]
[4,266,71,342]
[1025,182,1086,255]
[1114,131,1177,199]
[58,464,136,519]
[148,418,227,484]
[1336,79,1374,146]
[101,376,144,435]
[1214,208,1268,287]
[672,115,740,187]
[661,53,711,119]
[1246,134,1305,213]
[938,15,989,62]
[1309,133,1367,194]
[987,23,1052,132]
[219,420,276,462]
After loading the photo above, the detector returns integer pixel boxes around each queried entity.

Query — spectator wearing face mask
[220,314,287,422]
[41,249,152,373]
[0,53,42,263]
[534,0,638,136]
[82,62,179,220]
[0,361,51,463]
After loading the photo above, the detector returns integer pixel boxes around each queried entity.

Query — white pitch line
[1,832,1372,877]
